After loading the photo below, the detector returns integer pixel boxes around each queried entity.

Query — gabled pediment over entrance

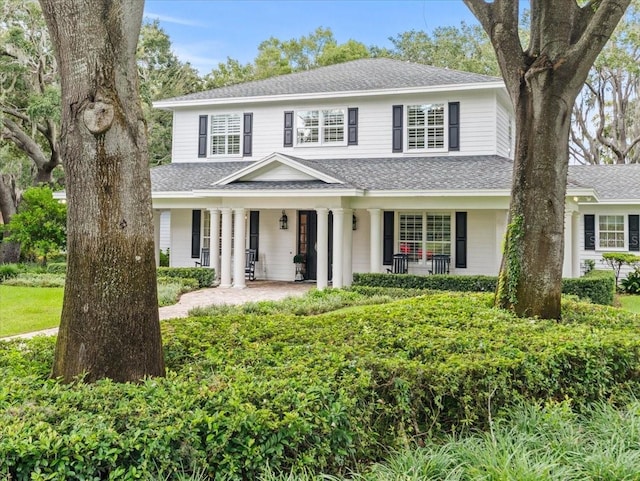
[213,153,343,186]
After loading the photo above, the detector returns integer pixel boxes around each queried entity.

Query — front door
[298,211,332,280]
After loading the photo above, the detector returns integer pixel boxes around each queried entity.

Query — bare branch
[1,118,50,169]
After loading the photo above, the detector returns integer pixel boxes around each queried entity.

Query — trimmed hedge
[45,262,67,275]
[1,292,640,478]
[157,267,215,288]
[353,270,616,305]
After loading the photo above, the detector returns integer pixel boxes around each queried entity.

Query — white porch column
[572,211,580,277]
[220,208,232,288]
[153,210,161,267]
[332,208,345,289]
[563,210,574,278]
[342,209,353,286]
[233,207,246,288]
[316,208,329,290]
[209,208,220,281]
[368,208,381,273]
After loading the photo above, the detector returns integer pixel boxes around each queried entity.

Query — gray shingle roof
[151,161,252,191]
[568,164,640,200]
[161,58,502,103]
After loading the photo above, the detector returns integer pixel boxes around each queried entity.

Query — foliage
[601,251,640,286]
[621,268,640,294]
[5,186,66,264]
[157,277,199,307]
[582,258,596,274]
[159,248,170,267]
[353,270,616,306]
[157,267,215,288]
[2,292,640,477]
[388,22,499,76]
[44,262,66,274]
[0,263,20,282]
[2,273,65,287]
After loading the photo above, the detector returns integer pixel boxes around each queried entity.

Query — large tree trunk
[497,81,572,319]
[0,174,20,263]
[39,0,165,382]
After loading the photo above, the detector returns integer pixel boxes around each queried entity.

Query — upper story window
[407,104,445,150]
[210,114,241,155]
[296,109,346,146]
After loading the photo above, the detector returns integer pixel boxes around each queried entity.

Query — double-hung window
[210,114,241,155]
[407,104,445,150]
[598,214,625,249]
[296,109,346,146]
[399,212,451,263]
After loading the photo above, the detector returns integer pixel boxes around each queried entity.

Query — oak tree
[464,0,630,318]
[39,0,165,382]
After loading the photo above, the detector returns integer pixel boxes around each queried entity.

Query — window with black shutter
[348,107,358,145]
[629,214,640,252]
[283,111,293,147]
[249,211,260,256]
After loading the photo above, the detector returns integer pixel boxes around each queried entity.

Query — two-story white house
[151,58,640,288]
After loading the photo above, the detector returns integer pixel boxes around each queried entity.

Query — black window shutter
[448,102,460,151]
[198,115,208,158]
[629,214,640,252]
[283,111,294,147]
[249,211,260,256]
[392,105,403,153]
[243,113,253,157]
[383,211,394,265]
[584,214,596,250]
[455,211,467,268]
[191,210,201,258]
[348,107,358,145]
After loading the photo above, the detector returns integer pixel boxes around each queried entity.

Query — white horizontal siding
[169,209,197,267]
[496,98,513,158]
[169,90,504,163]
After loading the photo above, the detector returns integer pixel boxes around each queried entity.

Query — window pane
[426,213,451,257]
[297,110,319,144]
[598,215,625,249]
[210,114,241,155]
[399,213,423,263]
[407,104,445,150]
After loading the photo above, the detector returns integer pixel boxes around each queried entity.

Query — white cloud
[143,11,206,27]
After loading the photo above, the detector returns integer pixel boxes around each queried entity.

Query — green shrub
[2,273,66,287]
[45,262,66,275]
[2,293,640,479]
[621,268,640,294]
[159,248,170,267]
[353,271,616,305]
[157,277,199,306]
[157,267,215,288]
[0,264,19,282]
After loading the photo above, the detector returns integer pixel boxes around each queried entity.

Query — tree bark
[0,174,20,263]
[39,0,165,382]
[464,0,630,319]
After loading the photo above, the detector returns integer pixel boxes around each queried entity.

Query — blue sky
[143,1,482,74]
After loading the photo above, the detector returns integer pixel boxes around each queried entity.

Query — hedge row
[156,267,215,288]
[1,291,639,479]
[353,269,615,305]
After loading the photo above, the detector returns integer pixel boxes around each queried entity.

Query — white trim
[214,153,344,186]
[153,82,506,110]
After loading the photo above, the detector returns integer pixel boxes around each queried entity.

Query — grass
[0,285,63,337]
[619,295,640,314]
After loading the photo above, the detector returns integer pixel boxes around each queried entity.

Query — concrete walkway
[2,281,314,341]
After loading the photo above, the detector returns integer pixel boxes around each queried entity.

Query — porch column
[368,208,381,273]
[220,208,232,288]
[153,209,161,267]
[563,210,573,278]
[233,207,246,288]
[209,208,220,281]
[572,211,580,277]
[332,208,345,289]
[316,208,329,290]
[342,208,353,286]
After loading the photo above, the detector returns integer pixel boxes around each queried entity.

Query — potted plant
[293,254,305,281]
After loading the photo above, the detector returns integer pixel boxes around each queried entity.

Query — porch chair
[386,253,409,274]
[245,249,257,281]
[429,254,450,275]
[194,247,210,267]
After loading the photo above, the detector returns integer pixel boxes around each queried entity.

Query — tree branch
[0,105,51,138]
[1,118,50,169]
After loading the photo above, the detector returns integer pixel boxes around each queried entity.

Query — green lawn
[0,286,63,337]
[619,295,640,314]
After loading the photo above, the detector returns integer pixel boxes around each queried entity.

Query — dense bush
[353,270,616,305]
[0,263,19,282]
[157,277,200,306]
[45,262,67,275]
[2,292,640,479]
[157,267,215,288]
[621,268,640,294]
[2,273,66,288]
